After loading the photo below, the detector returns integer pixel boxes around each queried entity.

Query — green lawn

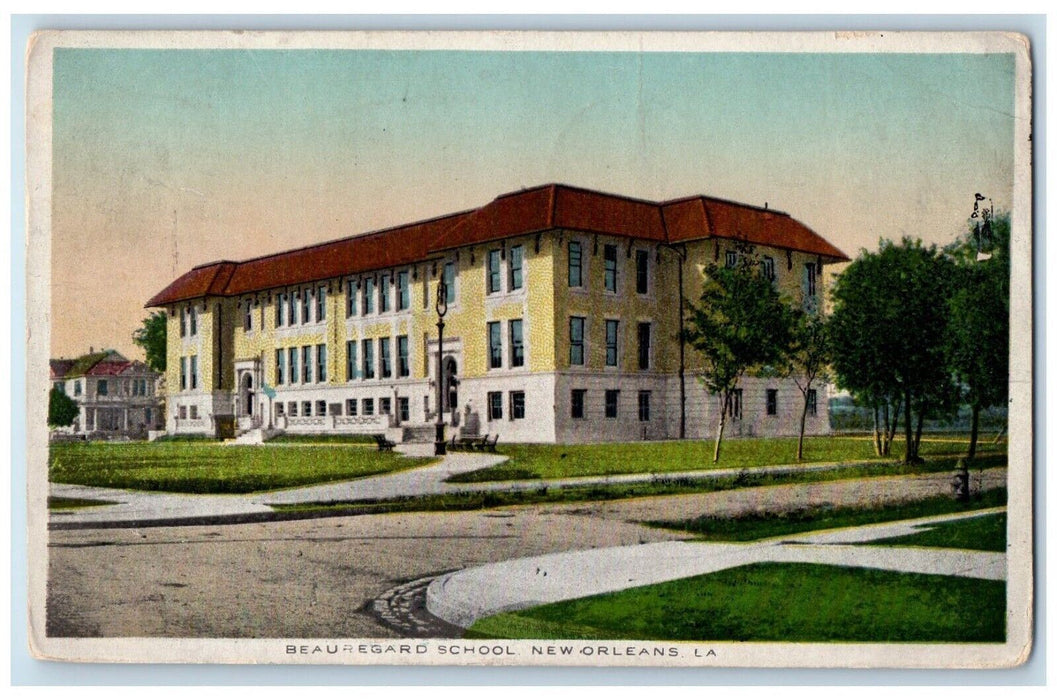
[48,442,434,494]
[447,435,1003,483]
[467,562,1006,642]
[868,513,1007,552]
[648,488,1007,542]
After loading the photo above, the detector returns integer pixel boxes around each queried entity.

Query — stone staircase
[400,424,437,444]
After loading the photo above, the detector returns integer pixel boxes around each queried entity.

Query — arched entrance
[443,357,458,413]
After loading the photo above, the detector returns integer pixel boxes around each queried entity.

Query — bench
[372,434,396,452]
[453,435,484,451]
[478,434,499,452]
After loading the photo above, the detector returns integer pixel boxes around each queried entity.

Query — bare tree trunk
[887,397,900,455]
[903,390,915,463]
[872,404,882,457]
[797,390,809,461]
[967,403,981,460]
[713,393,728,464]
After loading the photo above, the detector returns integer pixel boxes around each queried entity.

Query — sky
[50,47,1017,360]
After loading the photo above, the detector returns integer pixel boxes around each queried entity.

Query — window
[97,379,109,397]
[190,405,199,420]
[605,319,619,367]
[146,407,153,424]
[363,398,375,416]
[380,397,392,415]
[636,250,649,294]
[178,405,187,420]
[302,401,312,417]
[488,391,503,420]
[287,401,297,417]
[443,262,456,304]
[243,300,253,331]
[346,340,358,381]
[362,277,375,315]
[605,389,619,418]
[380,273,391,312]
[509,320,524,368]
[766,389,778,416]
[288,347,299,383]
[803,262,818,299]
[398,397,410,422]
[569,317,586,366]
[488,322,502,369]
[762,256,776,282]
[289,290,299,325]
[74,380,81,396]
[571,389,586,419]
[276,349,285,385]
[276,403,285,417]
[509,245,523,290]
[316,286,326,321]
[316,344,327,382]
[276,293,286,326]
[316,400,327,417]
[189,306,197,336]
[346,398,358,416]
[397,335,410,377]
[380,337,392,378]
[346,280,356,317]
[638,391,651,422]
[180,307,187,337]
[302,289,312,324]
[568,241,583,287]
[510,391,525,420]
[362,339,375,379]
[190,356,198,389]
[397,270,410,311]
[726,250,738,269]
[807,389,818,416]
[637,322,651,370]
[731,389,743,419]
[302,345,312,383]
[603,244,618,292]
[180,357,187,391]
[487,250,501,294]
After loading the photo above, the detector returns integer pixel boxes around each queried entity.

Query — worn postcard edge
[24,29,1035,669]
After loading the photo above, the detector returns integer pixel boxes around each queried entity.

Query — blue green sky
[51,48,1016,358]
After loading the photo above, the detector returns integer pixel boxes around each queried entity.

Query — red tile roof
[148,184,848,306]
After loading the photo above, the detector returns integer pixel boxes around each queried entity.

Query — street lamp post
[434,274,449,455]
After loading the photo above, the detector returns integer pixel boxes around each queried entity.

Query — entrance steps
[225,427,282,445]
[400,424,437,444]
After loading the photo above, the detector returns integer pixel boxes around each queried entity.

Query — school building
[147,184,848,443]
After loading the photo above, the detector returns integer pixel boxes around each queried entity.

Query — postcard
[25,29,1033,668]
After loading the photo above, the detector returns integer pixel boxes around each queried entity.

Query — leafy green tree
[684,247,796,463]
[946,212,1010,459]
[829,238,956,463]
[133,311,167,373]
[48,387,78,428]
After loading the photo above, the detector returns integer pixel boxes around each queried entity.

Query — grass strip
[270,454,1005,516]
[866,512,1007,552]
[449,436,1005,483]
[647,487,1007,542]
[466,562,1005,642]
[48,496,119,510]
[265,433,377,445]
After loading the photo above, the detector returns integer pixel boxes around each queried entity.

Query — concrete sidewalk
[425,509,1007,629]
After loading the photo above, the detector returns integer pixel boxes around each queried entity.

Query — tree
[787,311,831,461]
[946,212,1010,459]
[48,387,78,428]
[684,246,796,463]
[829,238,956,463]
[133,311,167,373]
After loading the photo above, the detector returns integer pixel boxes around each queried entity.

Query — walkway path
[48,443,915,528]
[424,509,1007,629]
